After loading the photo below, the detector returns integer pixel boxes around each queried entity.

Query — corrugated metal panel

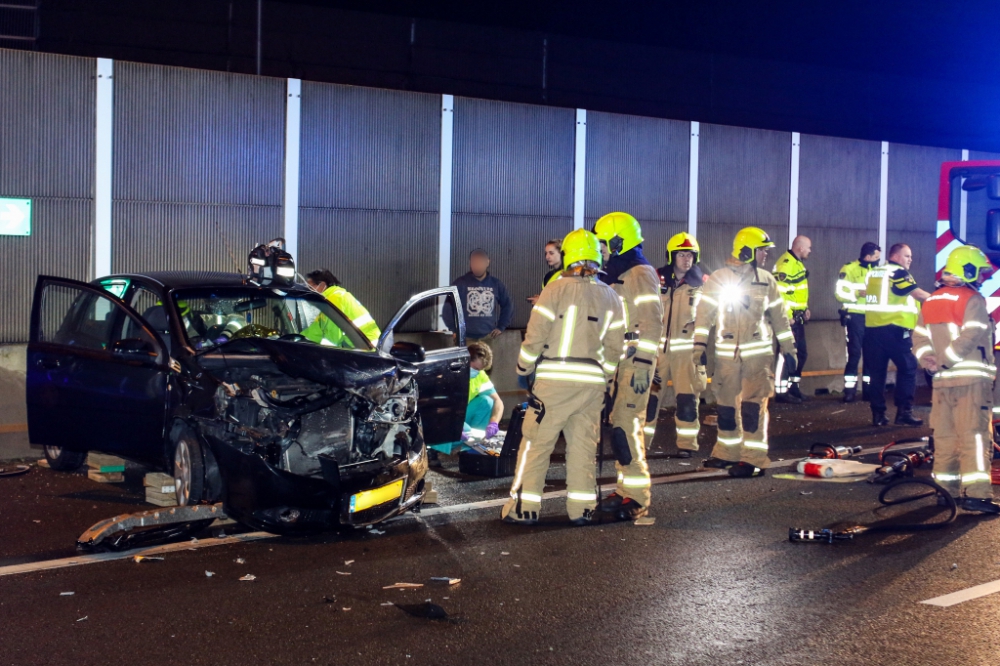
[584,111,689,266]
[299,82,441,211]
[796,134,880,320]
[697,123,791,273]
[297,209,438,329]
[112,202,281,274]
[0,49,95,342]
[887,143,962,291]
[452,97,574,216]
[450,213,571,329]
[0,199,92,342]
[113,62,285,205]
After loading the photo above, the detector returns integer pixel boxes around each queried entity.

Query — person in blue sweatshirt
[449,248,514,342]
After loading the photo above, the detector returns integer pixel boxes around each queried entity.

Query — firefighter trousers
[648,348,707,451]
[709,352,775,469]
[610,361,654,507]
[930,381,994,500]
[503,380,605,520]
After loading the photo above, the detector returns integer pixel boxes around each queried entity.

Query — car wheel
[172,429,206,506]
[43,445,87,472]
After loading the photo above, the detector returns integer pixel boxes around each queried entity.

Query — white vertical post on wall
[788,132,801,240]
[687,121,700,236]
[960,148,969,241]
[878,141,889,255]
[283,78,301,260]
[573,109,587,230]
[94,58,114,278]
[438,94,455,288]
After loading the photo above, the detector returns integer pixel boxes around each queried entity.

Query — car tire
[43,445,87,472]
[172,427,206,507]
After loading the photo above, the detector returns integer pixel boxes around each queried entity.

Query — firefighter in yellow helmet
[592,212,665,520]
[645,232,708,457]
[693,227,796,477]
[503,229,625,525]
[912,245,999,513]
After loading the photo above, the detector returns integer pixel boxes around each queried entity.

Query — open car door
[379,287,469,445]
[27,276,170,458]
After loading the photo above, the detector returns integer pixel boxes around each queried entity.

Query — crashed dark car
[26,272,470,533]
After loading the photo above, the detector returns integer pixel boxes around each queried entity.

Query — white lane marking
[0,447,885,578]
[921,579,1000,607]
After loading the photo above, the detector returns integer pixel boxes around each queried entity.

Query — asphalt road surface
[3,391,1000,666]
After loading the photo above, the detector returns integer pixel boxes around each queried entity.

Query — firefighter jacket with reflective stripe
[773,250,809,313]
[657,264,706,354]
[835,260,871,314]
[693,258,795,360]
[912,285,996,388]
[322,285,381,344]
[864,263,920,329]
[608,263,665,365]
[517,273,625,388]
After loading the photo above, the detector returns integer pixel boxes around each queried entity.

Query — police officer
[863,243,930,427]
[835,242,881,402]
[645,232,707,458]
[593,212,665,520]
[305,270,381,344]
[912,245,999,513]
[773,236,811,403]
[694,227,796,478]
[503,229,624,525]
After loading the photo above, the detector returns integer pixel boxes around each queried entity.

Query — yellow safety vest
[835,260,871,314]
[864,263,920,329]
[773,250,808,313]
[322,285,381,344]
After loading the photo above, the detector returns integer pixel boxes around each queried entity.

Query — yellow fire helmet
[943,244,994,283]
[732,226,775,263]
[561,228,602,267]
[666,232,700,265]
[593,211,643,255]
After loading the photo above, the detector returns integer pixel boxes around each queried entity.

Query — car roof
[99,271,311,293]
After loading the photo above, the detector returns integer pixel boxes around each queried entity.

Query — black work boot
[702,457,737,470]
[788,384,808,401]
[569,509,598,527]
[775,392,802,405]
[842,388,857,403]
[615,498,648,521]
[894,410,924,427]
[728,462,765,478]
[959,497,1000,514]
[502,506,539,525]
[596,492,625,513]
[872,411,890,427]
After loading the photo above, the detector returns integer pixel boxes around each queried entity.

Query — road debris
[76,616,88,622]
[500,551,510,556]
[336,571,351,576]
[380,602,395,606]
[635,516,656,526]
[430,577,461,585]
[235,558,246,564]
[239,574,256,581]
[951,563,959,570]
[60,592,74,596]
[133,555,164,563]
[205,571,215,577]
[383,583,424,590]
[344,560,355,566]
[367,526,386,535]
[800,492,813,495]
[342,607,351,612]
[678,463,691,466]
[0,464,30,478]
[397,602,449,620]
[831,409,846,415]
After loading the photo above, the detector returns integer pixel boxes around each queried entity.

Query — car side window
[391,292,461,352]
[39,285,123,351]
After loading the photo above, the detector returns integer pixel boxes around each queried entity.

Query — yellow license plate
[349,478,404,514]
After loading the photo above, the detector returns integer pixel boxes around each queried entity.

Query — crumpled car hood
[203,338,409,387]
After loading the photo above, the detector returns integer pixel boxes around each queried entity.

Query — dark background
[3,0,999,152]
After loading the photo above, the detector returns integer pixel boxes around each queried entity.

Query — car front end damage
[188,339,428,533]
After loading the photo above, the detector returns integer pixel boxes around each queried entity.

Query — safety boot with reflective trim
[958,497,1000,515]
[728,462,765,478]
[702,457,737,470]
[596,492,625,513]
[615,498,648,521]
[894,410,924,427]
[569,509,599,527]
[501,501,539,525]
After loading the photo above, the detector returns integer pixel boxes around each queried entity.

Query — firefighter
[911,245,999,513]
[835,242,881,402]
[593,212,665,520]
[645,232,708,458]
[502,229,624,525]
[694,227,796,477]
[862,243,930,426]
[305,269,381,344]
[773,236,812,403]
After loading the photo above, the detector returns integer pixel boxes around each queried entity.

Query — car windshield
[171,287,373,352]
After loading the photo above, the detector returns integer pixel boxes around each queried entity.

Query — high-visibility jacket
[608,264,665,365]
[912,285,996,388]
[517,272,625,388]
[322,285,381,344]
[773,250,809,314]
[657,264,706,355]
[694,259,796,360]
[835,260,872,314]
[468,368,497,403]
[543,266,562,288]
[864,263,920,329]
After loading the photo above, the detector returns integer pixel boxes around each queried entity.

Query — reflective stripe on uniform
[533,305,556,321]
[677,427,700,436]
[567,491,598,501]
[776,330,794,341]
[913,345,933,360]
[558,305,577,358]
[744,440,768,450]
[634,294,660,305]
[519,348,539,363]
[717,436,742,445]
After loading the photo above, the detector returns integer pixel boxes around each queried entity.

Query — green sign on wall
[0,198,31,236]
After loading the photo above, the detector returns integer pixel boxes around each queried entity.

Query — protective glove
[486,422,500,438]
[630,364,651,395]
[691,345,707,367]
